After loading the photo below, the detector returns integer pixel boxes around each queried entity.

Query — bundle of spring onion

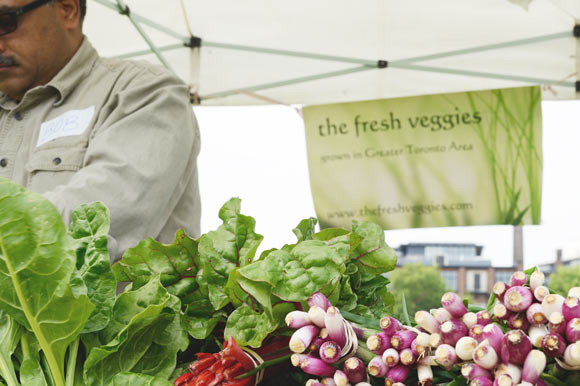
[287,269,580,386]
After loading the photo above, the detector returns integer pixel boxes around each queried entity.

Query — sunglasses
[0,0,53,37]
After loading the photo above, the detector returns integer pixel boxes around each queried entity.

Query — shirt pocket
[26,139,87,193]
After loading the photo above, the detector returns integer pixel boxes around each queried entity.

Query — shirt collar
[0,37,99,110]
[47,37,99,106]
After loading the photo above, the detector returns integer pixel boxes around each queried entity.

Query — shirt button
[14,112,22,121]
[0,158,7,168]
[52,157,62,165]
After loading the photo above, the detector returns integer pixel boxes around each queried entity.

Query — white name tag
[37,106,95,147]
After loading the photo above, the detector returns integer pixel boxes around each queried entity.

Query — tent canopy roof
[85,0,579,105]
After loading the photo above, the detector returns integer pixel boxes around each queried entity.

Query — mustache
[0,56,16,66]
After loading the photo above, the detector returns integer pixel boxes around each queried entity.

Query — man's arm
[43,69,200,260]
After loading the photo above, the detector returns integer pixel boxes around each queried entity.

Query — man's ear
[55,0,82,30]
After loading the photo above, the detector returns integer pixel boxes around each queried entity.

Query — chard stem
[65,339,80,386]
[0,351,20,386]
[234,353,293,380]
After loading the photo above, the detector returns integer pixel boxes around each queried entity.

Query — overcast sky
[194,100,580,269]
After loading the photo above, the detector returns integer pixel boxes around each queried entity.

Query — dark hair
[80,0,86,22]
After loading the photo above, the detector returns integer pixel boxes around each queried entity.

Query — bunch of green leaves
[113,198,397,348]
[0,178,185,386]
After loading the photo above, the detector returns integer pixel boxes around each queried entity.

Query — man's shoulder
[93,55,185,88]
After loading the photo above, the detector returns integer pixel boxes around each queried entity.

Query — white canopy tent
[84,0,580,105]
[83,0,580,269]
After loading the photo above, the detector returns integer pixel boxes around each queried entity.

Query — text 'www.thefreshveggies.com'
[327,201,474,219]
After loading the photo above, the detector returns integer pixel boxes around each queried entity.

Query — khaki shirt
[0,38,201,261]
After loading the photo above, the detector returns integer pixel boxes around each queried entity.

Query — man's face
[0,0,70,100]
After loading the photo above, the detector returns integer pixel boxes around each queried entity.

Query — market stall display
[0,178,578,386]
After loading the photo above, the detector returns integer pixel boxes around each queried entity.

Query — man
[0,0,201,260]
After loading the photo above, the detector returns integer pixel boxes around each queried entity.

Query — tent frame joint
[117,3,130,16]
[377,60,388,69]
[185,35,202,48]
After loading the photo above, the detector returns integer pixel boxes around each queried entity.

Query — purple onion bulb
[493,374,514,386]
[399,348,416,366]
[286,310,313,329]
[385,364,410,386]
[476,310,492,326]
[501,329,532,365]
[569,287,580,299]
[564,341,580,367]
[534,285,549,302]
[566,317,580,343]
[380,316,403,335]
[308,305,327,328]
[522,350,546,384]
[411,332,430,357]
[526,303,547,325]
[367,355,388,377]
[510,271,527,287]
[390,329,417,350]
[508,313,530,332]
[493,282,510,302]
[529,324,548,348]
[440,319,468,346]
[366,332,391,355]
[548,311,566,336]
[293,354,337,377]
[529,271,545,292]
[415,310,439,334]
[324,307,346,348]
[435,344,457,368]
[441,292,468,318]
[493,303,513,321]
[343,357,366,384]
[461,362,492,381]
[429,332,443,348]
[433,307,453,324]
[473,340,499,370]
[563,296,580,322]
[462,312,478,329]
[290,325,320,353]
[456,336,478,361]
[482,323,504,354]
[469,324,485,343]
[504,286,533,312]
[542,293,565,320]
[308,292,331,311]
[495,363,522,384]
[541,333,566,358]
[417,364,433,386]
[470,376,494,386]
[333,370,349,386]
[319,341,341,363]
[382,348,399,367]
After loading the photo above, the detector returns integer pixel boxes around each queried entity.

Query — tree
[547,265,580,296]
[387,264,448,319]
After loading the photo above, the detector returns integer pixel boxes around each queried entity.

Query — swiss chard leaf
[68,202,116,333]
[197,198,264,310]
[348,221,397,277]
[112,230,200,297]
[0,178,94,386]
[0,310,22,386]
[83,278,187,386]
[110,372,173,386]
[223,305,276,348]
[292,218,317,242]
[18,332,48,386]
[238,241,346,303]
